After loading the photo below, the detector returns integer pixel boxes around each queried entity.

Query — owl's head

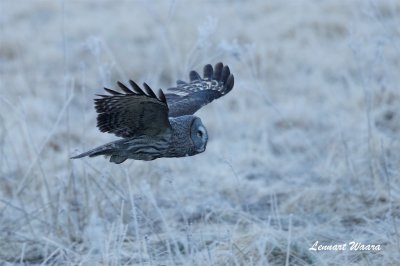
[190,117,208,153]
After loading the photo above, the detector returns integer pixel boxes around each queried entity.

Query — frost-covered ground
[1,1,400,265]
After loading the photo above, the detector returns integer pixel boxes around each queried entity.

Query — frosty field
[0,0,399,265]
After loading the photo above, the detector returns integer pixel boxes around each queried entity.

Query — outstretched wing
[165,62,234,117]
[95,81,170,138]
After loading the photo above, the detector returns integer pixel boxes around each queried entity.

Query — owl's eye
[197,130,203,138]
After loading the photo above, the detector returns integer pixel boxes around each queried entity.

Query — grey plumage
[166,62,234,117]
[71,62,234,164]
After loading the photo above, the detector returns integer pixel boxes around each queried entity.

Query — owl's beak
[199,142,207,152]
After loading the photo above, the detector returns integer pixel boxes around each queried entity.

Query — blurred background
[1,0,399,264]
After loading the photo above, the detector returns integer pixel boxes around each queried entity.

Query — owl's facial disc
[190,117,208,153]
[196,125,207,151]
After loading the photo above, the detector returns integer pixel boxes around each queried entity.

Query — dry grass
[1,0,400,265]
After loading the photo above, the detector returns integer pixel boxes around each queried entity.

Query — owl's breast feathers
[167,116,202,157]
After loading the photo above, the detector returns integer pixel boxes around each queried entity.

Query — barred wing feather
[95,81,170,138]
[165,62,234,117]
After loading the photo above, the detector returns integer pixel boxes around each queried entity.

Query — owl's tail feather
[71,147,107,159]
[70,141,125,162]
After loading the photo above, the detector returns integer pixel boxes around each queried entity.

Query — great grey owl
[71,62,234,164]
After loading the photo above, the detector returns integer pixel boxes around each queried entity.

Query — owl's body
[75,116,207,163]
[71,62,233,164]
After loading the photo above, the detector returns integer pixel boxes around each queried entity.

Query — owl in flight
[71,62,234,164]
